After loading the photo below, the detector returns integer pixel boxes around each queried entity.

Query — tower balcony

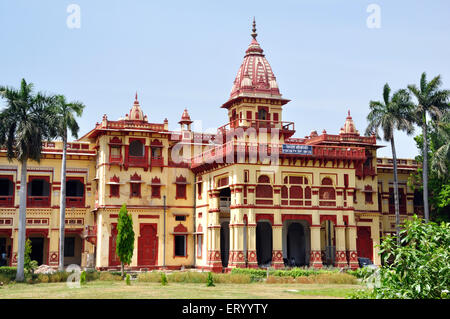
[217,119,295,136]
[0,195,13,207]
[191,141,366,170]
[151,156,164,167]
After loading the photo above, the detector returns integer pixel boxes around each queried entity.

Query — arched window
[256,175,272,200]
[304,186,312,199]
[129,140,144,157]
[281,185,288,198]
[66,180,84,197]
[319,177,335,204]
[289,186,303,199]
[319,188,336,200]
[258,175,270,184]
[258,109,267,121]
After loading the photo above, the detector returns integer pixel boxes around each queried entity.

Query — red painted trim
[255,213,274,224]
[282,214,312,224]
[320,214,337,225]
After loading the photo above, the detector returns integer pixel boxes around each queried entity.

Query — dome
[339,110,359,135]
[228,19,282,101]
[127,92,147,122]
[179,108,193,124]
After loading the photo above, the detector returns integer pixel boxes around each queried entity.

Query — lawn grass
[0,281,363,299]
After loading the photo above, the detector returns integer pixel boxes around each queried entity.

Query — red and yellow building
[0,24,423,271]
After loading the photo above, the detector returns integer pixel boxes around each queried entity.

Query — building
[0,22,423,271]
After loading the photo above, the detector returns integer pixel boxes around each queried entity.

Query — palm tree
[366,83,414,243]
[50,95,85,271]
[0,79,56,281]
[431,110,450,179]
[407,72,450,221]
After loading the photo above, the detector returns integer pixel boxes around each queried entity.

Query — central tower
[221,18,290,131]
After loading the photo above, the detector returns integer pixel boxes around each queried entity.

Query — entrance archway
[320,220,335,266]
[286,223,307,266]
[256,221,272,266]
[220,221,229,268]
[138,224,158,266]
[356,226,373,262]
[64,234,82,266]
[29,237,44,265]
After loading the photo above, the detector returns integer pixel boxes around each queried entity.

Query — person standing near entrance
[0,249,6,266]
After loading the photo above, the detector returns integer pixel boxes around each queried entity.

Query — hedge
[230,267,338,278]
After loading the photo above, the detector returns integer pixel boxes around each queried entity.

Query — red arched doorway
[356,226,373,261]
[138,224,158,266]
[109,224,120,266]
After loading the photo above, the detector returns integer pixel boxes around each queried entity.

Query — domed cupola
[228,18,283,101]
[125,92,148,122]
[339,110,360,135]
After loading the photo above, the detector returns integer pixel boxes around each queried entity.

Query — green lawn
[0,281,364,299]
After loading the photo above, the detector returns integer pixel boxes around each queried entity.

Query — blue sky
[1,0,449,158]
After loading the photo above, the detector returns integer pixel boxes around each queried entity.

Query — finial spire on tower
[251,17,257,40]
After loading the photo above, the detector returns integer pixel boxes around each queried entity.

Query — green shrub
[346,267,375,280]
[206,272,215,287]
[126,274,131,285]
[161,273,168,286]
[350,216,450,299]
[37,274,49,283]
[0,273,13,284]
[85,269,100,281]
[80,271,87,285]
[231,267,334,280]
[0,267,16,282]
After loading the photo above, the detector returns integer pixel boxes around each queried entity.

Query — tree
[116,204,135,278]
[407,72,450,221]
[431,110,450,178]
[365,83,414,242]
[50,95,85,272]
[0,79,56,282]
[24,238,38,275]
[409,114,450,223]
[351,216,450,299]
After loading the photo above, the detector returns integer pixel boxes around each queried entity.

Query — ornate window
[0,176,14,207]
[130,173,142,198]
[129,140,144,157]
[175,175,187,200]
[110,185,120,197]
[319,177,336,206]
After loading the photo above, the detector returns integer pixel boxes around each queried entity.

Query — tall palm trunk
[422,117,430,221]
[59,132,67,271]
[391,136,401,245]
[16,160,28,281]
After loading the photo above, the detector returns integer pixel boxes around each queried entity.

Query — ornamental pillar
[309,211,323,268]
[246,210,257,268]
[346,217,358,269]
[228,223,246,268]
[272,223,283,269]
[334,213,348,268]
[311,186,320,208]
[207,211,222,272]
